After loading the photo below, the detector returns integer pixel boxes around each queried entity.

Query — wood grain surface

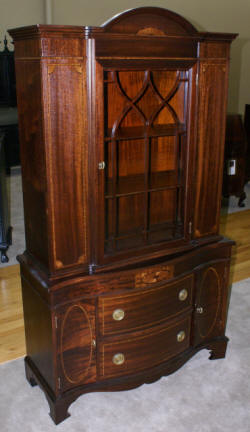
[0,210,247,365]
[7,7,238,425]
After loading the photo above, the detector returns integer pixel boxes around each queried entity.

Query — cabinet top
[9,7,237,42]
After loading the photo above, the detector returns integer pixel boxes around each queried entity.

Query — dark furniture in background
[223,113,248,207]
[0,36,16,106]
[0,37,20,172]
[0,108,20,173]
[244,105,250,184]
[10,7,236,425]
[0,132,12,262]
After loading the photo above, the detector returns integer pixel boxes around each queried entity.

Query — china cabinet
[10,7,237,424]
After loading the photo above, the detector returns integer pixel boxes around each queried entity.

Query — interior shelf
[104,123,186,141]
[105,171,182,198]
[105,221,183,252]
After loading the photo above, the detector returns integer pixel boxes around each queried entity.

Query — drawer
[99,274,193,335]
[99,316,191,379]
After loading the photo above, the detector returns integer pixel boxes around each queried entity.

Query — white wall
[0,0,45,46]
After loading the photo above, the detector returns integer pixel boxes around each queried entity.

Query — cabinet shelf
[104,124,186,141]
[105,171,182,198]
[105,220,183,248]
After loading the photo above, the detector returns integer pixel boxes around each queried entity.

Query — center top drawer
[99,273,193,336]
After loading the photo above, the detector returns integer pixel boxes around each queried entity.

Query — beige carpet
[0,277,250,431]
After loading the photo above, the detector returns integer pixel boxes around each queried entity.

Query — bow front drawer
[99,274,193,335]
[99,316,191,379]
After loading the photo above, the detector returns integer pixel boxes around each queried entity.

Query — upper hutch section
[9,8,237,278]
[10,7,236,60]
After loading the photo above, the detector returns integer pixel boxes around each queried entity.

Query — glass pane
[152,70,187,125]
[148,189,183,243]
[150,136,178,189]
[150,189,176,226]
[105,139,145,197]
[104,195,145,253]
[103,68,189,255]
[117,194,145,235]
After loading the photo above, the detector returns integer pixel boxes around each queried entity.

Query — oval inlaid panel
[197,267,221,339]
[61,305,92,384]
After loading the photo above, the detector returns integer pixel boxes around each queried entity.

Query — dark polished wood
[9,7,237,425]
[0,132,12,262]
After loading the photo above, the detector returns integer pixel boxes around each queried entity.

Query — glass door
[102,69,191,257]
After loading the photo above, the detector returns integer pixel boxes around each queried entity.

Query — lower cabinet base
[24,335,229,425]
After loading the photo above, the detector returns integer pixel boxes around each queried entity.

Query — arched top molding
[101,7,198,36]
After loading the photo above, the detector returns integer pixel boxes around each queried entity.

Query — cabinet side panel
[43,60,88,271]
[57,299,96,391]
[194,61,228,238]
[21,275,54,391]
[15,60,49,267]
[192,258,231,347]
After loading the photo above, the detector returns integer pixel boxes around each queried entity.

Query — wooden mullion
[143,136,150,242]
[172,133,181,238]
[111,138,117,251]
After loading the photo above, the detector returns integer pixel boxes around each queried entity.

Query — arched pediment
[102,7,198,36]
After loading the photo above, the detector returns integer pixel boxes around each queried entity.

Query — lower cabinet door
[192,260,230,346]
[99,316,191,379]
[56,299,96,391]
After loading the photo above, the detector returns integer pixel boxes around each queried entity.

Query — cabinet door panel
[15,60,49,268]
[43,61,88,272]
[192,260,229,346]
[98,66,194,264]
[194,62,228,238]
[56,299,96,391]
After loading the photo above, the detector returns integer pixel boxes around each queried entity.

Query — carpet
[0,278,250,431]
[1,169,250,268]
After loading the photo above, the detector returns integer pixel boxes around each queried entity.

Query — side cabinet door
[56,299,96,391]
[192,260,230,347]
[42,59,89,274]
[193,61,228,238]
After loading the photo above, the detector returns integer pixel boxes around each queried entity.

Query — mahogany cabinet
[10,7,237,424]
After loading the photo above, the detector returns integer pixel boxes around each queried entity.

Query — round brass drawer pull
[112,309,125,321]
[179,289,188,301]
[177,330,186,342]
[112,353,125,365]
[196,306,204,314]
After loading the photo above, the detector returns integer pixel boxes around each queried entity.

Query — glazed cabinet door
[95,63,197,264]
[192,260,230,346]
[55,299,96,392]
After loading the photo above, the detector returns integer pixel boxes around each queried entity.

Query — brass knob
[112,353,125,365]
[98,161,105,170]
[92,339,96,348]
[196,306,204,314]
[112,309,125,321]
[177,330,186,342]
[179,289,188,301]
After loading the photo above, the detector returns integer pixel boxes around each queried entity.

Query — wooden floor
[0,209,250,365]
